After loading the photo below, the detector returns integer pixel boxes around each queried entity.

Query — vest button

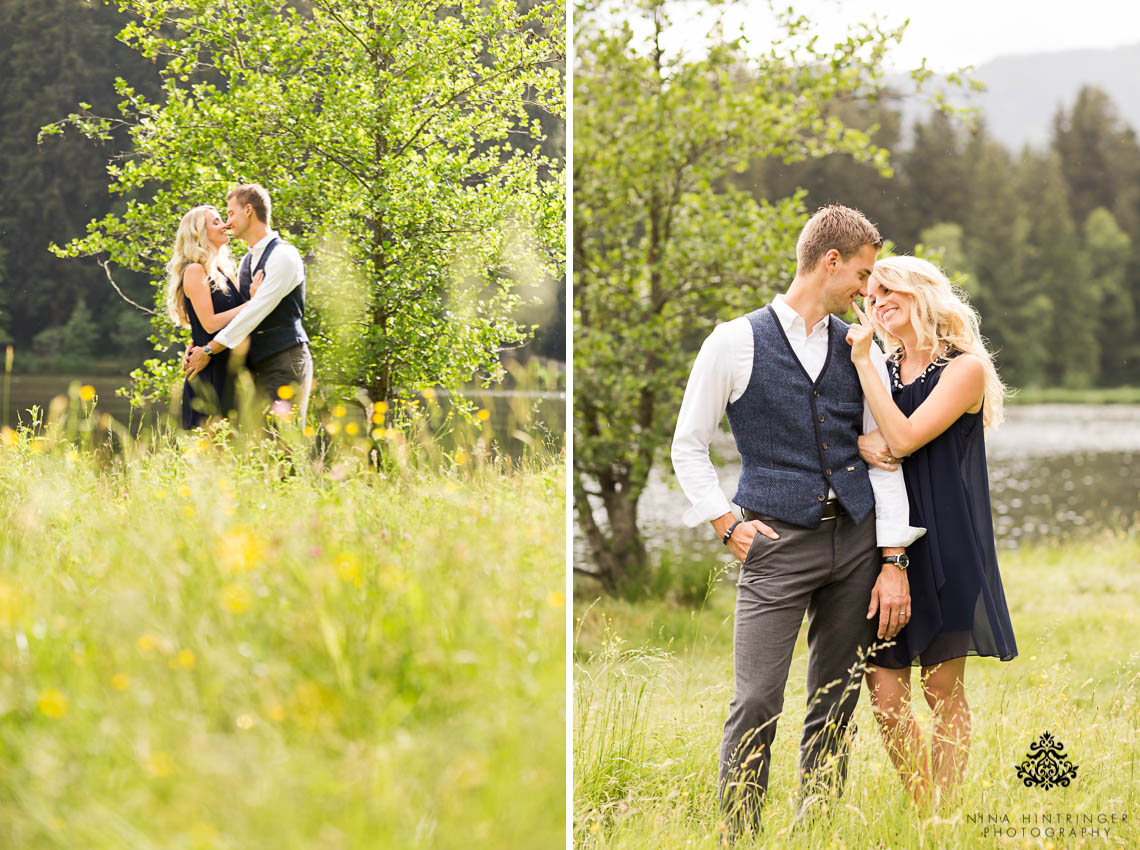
[821,442,828,450]
[818,415,825,422]
[813,390,821,397]
[817,494,826,501]
[825,468,832,475]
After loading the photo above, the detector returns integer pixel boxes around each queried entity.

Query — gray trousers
[718,508,879,830]
[251,343,313,426]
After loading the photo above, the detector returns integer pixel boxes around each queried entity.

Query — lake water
[575,404,1140,569]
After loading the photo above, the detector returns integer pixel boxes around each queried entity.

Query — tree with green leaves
[41,0,564,407]
[573,0,923,590]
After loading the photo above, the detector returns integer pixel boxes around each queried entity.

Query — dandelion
[374,400,388,415]
[476,409,491,422]
[183,505,196,518]
[138,634,157,653]
[277,385,295,400]
[177,649,196,669]
[371,428,385,440]
[0,427,16,448]
[178,485,191,499]
[547,591,565,608]
[79,385,96,402]
[111,673,131,691]
[332,404,347,418]
[325,421,342,436]
[220,583,253,614]
[304,425,316,438]
[371,411,385,424]
[345,422,360,436]
[38,689,68,718]
[421,387,436,401]
[454,450,468,465]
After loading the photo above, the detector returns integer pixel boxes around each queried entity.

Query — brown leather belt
[744,499,846,523]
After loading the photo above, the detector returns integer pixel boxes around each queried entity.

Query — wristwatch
[883,553,909,570]
[203,345,215,358]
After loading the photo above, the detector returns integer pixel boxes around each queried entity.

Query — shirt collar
[248,230,278,261]
[772,294,829,339]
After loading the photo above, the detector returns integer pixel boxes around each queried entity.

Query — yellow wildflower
[332,404,347,418]
[476,409,491,422]
[276,385,295,400]
[220,584,253,614]
[420,387,436,401]
[216,528,264,573]
[38,689,68,718]
[137,634,157,653]
[371,428,385,440]
[79,385,96,402]
[111,673,131,691]
[334,553,362,583]
[345,422,360,436]
[177,649,196,669]
[144,751,174,778]
[547,591,565,608]
[454,450,468,465]
[0,427,16,448]
[325,421,342,436]
[235,713,256,730]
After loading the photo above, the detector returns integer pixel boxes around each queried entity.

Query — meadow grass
[0,392,565,849]
[575,532,1140,849]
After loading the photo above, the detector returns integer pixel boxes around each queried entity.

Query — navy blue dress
[180,273,246,429]
[870,353,1018,668]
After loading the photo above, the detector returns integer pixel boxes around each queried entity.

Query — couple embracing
[166,183,312,429]
[672,205,1018,835]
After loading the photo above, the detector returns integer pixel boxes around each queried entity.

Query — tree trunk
[573,472,649,593]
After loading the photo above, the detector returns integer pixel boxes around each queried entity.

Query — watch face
[897,554,909,567]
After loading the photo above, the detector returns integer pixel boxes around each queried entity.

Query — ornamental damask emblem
[1016,731,1079,789]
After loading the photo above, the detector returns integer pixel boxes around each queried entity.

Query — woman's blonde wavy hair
[166,205,237,327]
[867,255,1008,429]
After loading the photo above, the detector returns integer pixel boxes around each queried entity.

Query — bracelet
[722,518,742,546]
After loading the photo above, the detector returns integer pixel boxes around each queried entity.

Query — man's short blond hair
[796,205,882,274]
[227,183,271,225]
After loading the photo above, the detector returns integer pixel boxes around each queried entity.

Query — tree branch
[99,260,159,316]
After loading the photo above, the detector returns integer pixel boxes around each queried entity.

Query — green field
[0,402,566,848]
[575,533,1140,849]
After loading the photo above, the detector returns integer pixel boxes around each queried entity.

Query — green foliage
[42,0,564,408]
[573,0,914,589]
[1082,207,1137,385]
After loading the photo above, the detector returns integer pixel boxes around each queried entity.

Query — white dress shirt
[213,230,306,350]
[670,294,925,548]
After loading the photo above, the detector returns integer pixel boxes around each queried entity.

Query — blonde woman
[845,255,1017,808]
[166,205,262,428]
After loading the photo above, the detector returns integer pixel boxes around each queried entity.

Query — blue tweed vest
[238,237,309,366]
[725,305,875,527]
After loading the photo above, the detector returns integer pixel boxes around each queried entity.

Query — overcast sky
[644,0,1140,71]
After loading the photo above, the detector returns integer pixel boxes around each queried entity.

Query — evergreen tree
[1017,149,1092,387]
[1081,207,1134,385]
[0,0,159,351]
[959,127,1044,387]
[899,111,972,249]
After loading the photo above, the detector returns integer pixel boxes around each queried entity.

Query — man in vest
[671,205,924,834]
[184,184,312,425]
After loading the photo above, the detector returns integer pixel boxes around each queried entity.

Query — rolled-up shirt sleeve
[671,322,741,527]
[865,345,926,548]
